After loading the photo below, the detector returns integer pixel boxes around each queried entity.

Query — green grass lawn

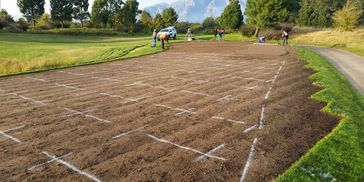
[278,47,364,181]
[0,32,163,76]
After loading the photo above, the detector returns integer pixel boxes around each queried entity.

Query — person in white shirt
[281,29,289,46]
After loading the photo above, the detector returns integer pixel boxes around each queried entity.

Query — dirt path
[309,47,364,95]
[0,42,337,181]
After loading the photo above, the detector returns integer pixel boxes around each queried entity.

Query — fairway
[0,33,162,76]
[0,42,337,181]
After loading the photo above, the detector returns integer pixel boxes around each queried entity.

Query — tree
[162,8,178,26]
[140,11,153,31]
[333,0,362,31]
[17,18,29,31]
[91,0,110,28]
[73,0,90,27]
[282,0,300,23]
[50,0,73,28]
[0,9,15,29]
[218,0,244,29]
[122,0,139,32]
[202,17,217,30]
[17,0,45,29]
[36,13,53,29]
[91,0,123,28]
[154,13,165,30]
[245,0,288,36]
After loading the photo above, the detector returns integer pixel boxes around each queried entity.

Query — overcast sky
[0,0,176,19]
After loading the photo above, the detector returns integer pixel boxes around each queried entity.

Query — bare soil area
[0,42,337,182]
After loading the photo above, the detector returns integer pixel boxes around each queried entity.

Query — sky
[0,0,176,20]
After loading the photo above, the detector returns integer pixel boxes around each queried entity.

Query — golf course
[1,0,364,181]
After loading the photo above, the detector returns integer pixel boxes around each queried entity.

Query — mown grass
[278,47,364,181]
[0,33,163,76]
[290,27,364,57]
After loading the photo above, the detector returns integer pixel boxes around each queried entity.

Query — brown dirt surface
[0,42,338,182]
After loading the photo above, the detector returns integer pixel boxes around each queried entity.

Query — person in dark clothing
[281,29,289,46]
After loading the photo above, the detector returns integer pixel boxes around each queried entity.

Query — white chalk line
[112,125,149,139]
[153,104,197,116]
[170,76,208,84]
[258,106,266,129]
[125,82,172,91]
[99,93,151,103]
[194,144,225,162]
[240,138,258,182]
[41,151,102,182]
[180,90,211,97]
[28,152,73,171]
[27,76,46,82]
[244,124,258,133]
[64,108,112,123]
[62,109,97,118]
[2,125,25,133]
[0,131,22,143]
[7,91,47,106]
[230,85,258,91]
[212,117,245,124]
[217,95,240,102]
[147,134,226,161]
[55,83,85,91]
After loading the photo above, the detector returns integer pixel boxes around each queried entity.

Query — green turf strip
[278,47,364,181]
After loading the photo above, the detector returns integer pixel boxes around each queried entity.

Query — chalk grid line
[148,134,226,161]
[240,138,258,182]
[64,108,112,123]
[29,151,102,182]
[112,125,149,139]
[0,125,25,143]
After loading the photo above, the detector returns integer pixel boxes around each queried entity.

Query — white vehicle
[157,27,177,40]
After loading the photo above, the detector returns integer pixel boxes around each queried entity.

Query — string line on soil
[26,76,46,82]
[258,106,266,129]
[41,151,102,182]
[240,138,258,182]
[55,83,85,91]
[147,134,226,161]
[112,125,149,139]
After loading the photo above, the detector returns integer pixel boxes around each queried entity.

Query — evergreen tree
[73,0,90,27]
[17,0,45,29]
[245,0,288,36]
[282,0,300,23]
[50,0,73,28]
[161,8,178,26]
[218,0,244,29]
[122,0,139,32]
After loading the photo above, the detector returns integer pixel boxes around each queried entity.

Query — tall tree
[202,17,217,30]
[0,9,15,29]
[91,0,109,28]
[245,0,288,36]
[91,0,123,28]
[154,13,165,30]
[73,0,90,27]
[122,0,139,32]
[50,0,73,28]
[17,0,45,29]
[161,7,178,26]
[140,11,153,31]
[218,0,244,29]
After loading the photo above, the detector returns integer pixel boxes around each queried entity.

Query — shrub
[3,24,23,33]
[240,25,256,37]
[333,0,362,31]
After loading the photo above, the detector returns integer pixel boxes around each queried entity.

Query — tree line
[1,0,363,33]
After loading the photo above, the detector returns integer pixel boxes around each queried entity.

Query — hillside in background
[144,0,246,23]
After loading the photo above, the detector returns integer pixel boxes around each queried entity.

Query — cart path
[309,47,364,95]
